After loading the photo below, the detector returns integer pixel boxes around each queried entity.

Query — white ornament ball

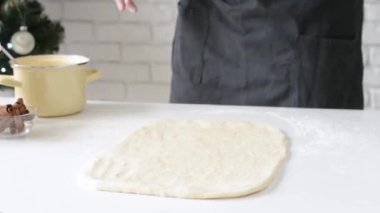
[11,26,35,55]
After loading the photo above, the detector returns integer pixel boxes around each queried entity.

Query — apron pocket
[297,35,362,108]
[172,0,210,84]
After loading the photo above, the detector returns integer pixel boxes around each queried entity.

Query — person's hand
[115,0,138,13]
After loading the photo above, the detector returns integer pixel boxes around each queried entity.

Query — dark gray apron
[170,0,364,109]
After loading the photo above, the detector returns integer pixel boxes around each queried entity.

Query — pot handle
[0,75,21,88]
[85,69,101,83]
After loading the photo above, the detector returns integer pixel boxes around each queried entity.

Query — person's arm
[115,0,138,13]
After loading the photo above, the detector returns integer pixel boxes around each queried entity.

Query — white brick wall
[3,0,380,109]
[42,0,176,103]
[363,0,380,109]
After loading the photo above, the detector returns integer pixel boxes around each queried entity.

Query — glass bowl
[0,107,36,138]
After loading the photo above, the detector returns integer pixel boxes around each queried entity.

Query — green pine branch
[0,0,65,76]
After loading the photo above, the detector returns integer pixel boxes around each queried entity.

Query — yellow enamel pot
[0,55,101,117]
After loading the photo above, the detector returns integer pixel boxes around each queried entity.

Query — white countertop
[0,98,379,213]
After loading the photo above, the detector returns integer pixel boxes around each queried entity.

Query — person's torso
[171,0,364,109]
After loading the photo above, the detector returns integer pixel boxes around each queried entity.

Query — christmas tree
[0,0,64,76]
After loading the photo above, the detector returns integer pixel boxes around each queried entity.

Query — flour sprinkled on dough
[87,120,288,199]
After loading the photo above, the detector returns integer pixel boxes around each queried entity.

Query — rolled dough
[87,120,288,199]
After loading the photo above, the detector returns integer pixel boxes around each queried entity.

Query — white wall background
[5,0,380,108]
[39,0,176,103]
